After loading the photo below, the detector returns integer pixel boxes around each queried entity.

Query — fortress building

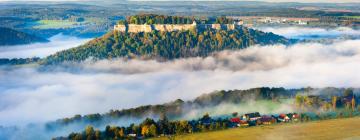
[114,21,239,33]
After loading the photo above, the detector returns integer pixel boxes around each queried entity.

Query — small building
[243,112,261,121]
[230,117,241,124]
[260,116,276,125]
[298,20,308,25]
[239,120,249,127]
[128,134,136,137]
[292,113,300,122]
[230,117,250,127]
[278,114,290,122]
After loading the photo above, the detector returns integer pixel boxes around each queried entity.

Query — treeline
[55,114,229,140]
[121,14,235,25]
[125,14,195,24]
[0,57,40,65]
[41,26,292,64]
[46,87,359,133]
[45,87,296,131]
[295,88,358,112]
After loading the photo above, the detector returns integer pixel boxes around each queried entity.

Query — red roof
[293,114,300,118]
[239,120,248,124]
[279,114,286,118]
[230,118,241,123]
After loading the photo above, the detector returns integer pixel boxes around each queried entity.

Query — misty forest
[1,1,360,140]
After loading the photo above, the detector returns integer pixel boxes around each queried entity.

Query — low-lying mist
[0,34,91,58]
[1,27,360,139]
[1,39,360,126]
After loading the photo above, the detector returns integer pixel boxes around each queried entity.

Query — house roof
[230,118,241,123]
[245,112,261,118]
[260,116,273,122]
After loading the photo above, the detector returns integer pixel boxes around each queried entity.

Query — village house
[259,115,276,125]
[230,112,301,128]
[230,117,249,127]
[292,113,300,122]
[243,112,261,121]
[278,114,290,122]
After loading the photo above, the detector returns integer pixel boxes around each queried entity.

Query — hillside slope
[154,117,360,140]
[46,87,350,131]
[0,27,48,46]
[41,26,293,64]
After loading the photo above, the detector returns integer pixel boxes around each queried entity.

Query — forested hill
[41,26,293,64]
[0,27,48,46]
[46,87,298,130]
[46,87,355,132]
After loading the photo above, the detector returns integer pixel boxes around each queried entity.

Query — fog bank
[1,39,360,127]
[256,26,360,39]
[0,34,90,58]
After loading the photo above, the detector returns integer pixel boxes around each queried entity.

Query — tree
[85,125,95,140]
[95,130,101,140]
[352,96,356,112]
[141,125,150,137]
[295,94,304,110]
[85,125,94,136]
[344,89,353,97]
[147,19,154,24]
[332,96,337,110]
[118,20,126,25]
[73,133,82,140]
[118,128,125,138]
[149,124,158,137]
[232,112,238,117]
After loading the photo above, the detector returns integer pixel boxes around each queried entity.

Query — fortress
[114,21,240,33]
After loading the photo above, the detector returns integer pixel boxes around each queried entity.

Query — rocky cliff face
[114,22,238,33]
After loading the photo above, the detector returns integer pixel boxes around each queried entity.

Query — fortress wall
[114,23,239,33]
[127,24,153,33]
[114,25,126,32]
[211,24,222,30]
[153,25,166,31]
[226,24,235,30]
[154,24,196,32]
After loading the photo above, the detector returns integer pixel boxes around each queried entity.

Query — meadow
[154,117,360,140]
[32,20,79,29]
[341,16,360,19]
[31,18,106,29]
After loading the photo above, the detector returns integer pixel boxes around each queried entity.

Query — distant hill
[0,27,48,46]
[41,26,293,64]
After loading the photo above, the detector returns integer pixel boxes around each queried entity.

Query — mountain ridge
[41,26,294,64]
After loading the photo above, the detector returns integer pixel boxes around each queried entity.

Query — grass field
[154,117,360,140]
[341,16,360,19]
[30,18,107,29]
[33,20,79,29]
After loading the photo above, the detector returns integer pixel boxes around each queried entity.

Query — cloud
[2,39,360,126]
[0,0,359,3]
[0,34,90,59]
[1,27,360,139]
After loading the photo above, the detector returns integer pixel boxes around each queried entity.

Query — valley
[0,1,360,140]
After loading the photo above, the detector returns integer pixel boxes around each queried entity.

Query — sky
[0,0,359,3]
